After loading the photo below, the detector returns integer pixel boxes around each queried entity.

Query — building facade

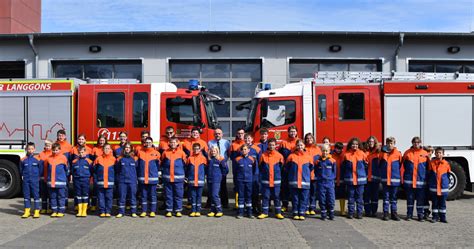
[0,0,41,34]
[0,31,472,138]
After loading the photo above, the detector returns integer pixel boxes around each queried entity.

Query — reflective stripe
[47,181,66,186]
[429,188,449,193]
[404,181,425,186]
[432,209,438,213]
[97,181,115,186]
[188,180,205,184]
[358,177,367,182]
[390,179,400,183]
[439,209,447,213]
[289,181,310,186]
[261,180,281,185]
[138,177,159,181]
[371,176,381,180]
[162,175,185,179]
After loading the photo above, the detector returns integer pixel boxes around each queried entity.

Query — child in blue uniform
[206,146,229,217]
[315,144,337,220]
[186,143,207,217]
[115,142,138,218]
[429,147,451,223]
[20,142,42,218]
[235,144,256,218]
[71,146,93,217]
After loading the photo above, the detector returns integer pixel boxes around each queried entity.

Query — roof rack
[301,71,474,83]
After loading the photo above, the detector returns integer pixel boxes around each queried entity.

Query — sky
[42,0,474,33]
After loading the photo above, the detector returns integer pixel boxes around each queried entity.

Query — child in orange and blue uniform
[331,142,346,216]
[279,125,299,212]
[90,135,107,211]
[71,146,93,217]
[258,138,284,219]
[70,134,93,213]
[342,137,367,219]
[206,146,229,217]
[47,142,69,217]
[244,133,262,214]
[94,143,116,217]
[315,144,336,220]
[235,144,257,218]
[20,142,42,218]
[186,143,207,217]
[39,140,52,214]
[364,136,381,217]
[137,137,161,217]
[116,142,138,218]
[402,136,430,221]
[428,147,451,223]
[304,133,322,215]
[379,137,402,221]
[161,137,187,217]
[287,139,313,220]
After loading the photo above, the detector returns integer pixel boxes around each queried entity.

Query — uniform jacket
[428,158,451,196]
[71,157,93,179]
[20,154,42,182]
[234,155,256,183]
[259,150,284,187]
[206,156,229,184]
[186,153,207,187]
[94,153,116,188]
[402,148,430,188]
[286,150,313,189]
[366,149,381,182]
[46,154,69,188]
[137,148,160,184]
[115,155,138,184]
[342,149,367,186]
[161,148,187,183]
[379,147,402,186]
[315,155,337,182]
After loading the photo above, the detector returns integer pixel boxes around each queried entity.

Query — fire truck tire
[0,159,21,199]
[446,160,466,201]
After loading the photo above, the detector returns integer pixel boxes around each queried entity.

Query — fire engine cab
[242,71,474,200]
[0,79,222,198]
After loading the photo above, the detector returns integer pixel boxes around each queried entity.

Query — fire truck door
[333,89,371,143]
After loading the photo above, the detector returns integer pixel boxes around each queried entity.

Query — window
[169,60,262,138]
[289,63,319,79]
[338,93,364,120]
[0,61,25,78]
[261,100,296,128]
[166,98,199,125]
[133,92,149,128]
[53,60,142,82]
[409,60,474,73]
[97,93,125,127]
[318,95,327,121]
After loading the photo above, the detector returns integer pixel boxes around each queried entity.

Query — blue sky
[42,0,473,32]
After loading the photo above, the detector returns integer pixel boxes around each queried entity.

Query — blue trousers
[237,181,253,216]
[189,186,203,212]
[364,181,380,215]
[91,181,98,207]
[40,181,49,210]
[309,180,317,211]
[291,187,309,216]
[73,177,90,204]
[164,182,184,213]
[23,180,40,210]
[261,185,281,215]
[49,187,66,213]
[141,183,158,213]
[98,187,113,214]
[405,187,425,217]
[118,183,137,214]
[317,181,335,218]
[208,182,222,213]
[431,193,447,221]
[347,185,364,216]
[382,184,398,213]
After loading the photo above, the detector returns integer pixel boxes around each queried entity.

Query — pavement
[0,191,473,248]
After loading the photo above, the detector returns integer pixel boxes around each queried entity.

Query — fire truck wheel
[0,159,21,199]
[446,160,466,201]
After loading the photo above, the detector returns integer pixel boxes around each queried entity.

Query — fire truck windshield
[244,98,259,132]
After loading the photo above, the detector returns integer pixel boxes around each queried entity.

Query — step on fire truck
[0,79,222,198]
[241,71,474,200]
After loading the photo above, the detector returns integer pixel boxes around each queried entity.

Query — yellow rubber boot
[81,204,88,217]
[76,203,83,217]
[33,209,40,218]
[339,199,346,216]
[21,208,31,218]
[235,193,239,209]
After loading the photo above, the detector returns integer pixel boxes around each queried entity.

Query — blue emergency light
[263,83,271,90]
[188,79,199,90]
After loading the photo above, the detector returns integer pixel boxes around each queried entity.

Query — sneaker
[293,215,300,220]
[56,213,65,218]
[281,207,287,213]
[165,212,172,217]
[347,214,354,219]
[418,216,424,222]
[382,212,389,221]
[215,212,223,217]
[131,213,138,218]
[51,212,58,218]
[236,215,243,219]
[105,213,111,217]
[299,216,305,220]
[248,215,255,219]
[189,212,196,217]
[99,213,106,217]
[275,213,284,219]
[258,214,268,219]
[175,212,182,217]
[116,214,123,218]
[328,216,334,220]
[321,216,326,221]
[405,215,412,221]
[355,214,363,219]
[195,212,201,217]
[207,212,215,217]
[149,212,156,217]
[309,210,316,215]
[305,211,310,215]
[140,212,147,217]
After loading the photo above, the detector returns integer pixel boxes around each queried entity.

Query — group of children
[20,126,451,223]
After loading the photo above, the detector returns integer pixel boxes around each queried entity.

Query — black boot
[391,212,400,221]
[382,212,389,221]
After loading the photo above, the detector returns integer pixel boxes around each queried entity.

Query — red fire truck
[241,72,474,200]
[0,79,222,198]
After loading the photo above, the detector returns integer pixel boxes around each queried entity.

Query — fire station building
[0,31,472,138]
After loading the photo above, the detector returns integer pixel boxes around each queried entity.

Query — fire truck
[241,71,474,200]
[0,79,222,198]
